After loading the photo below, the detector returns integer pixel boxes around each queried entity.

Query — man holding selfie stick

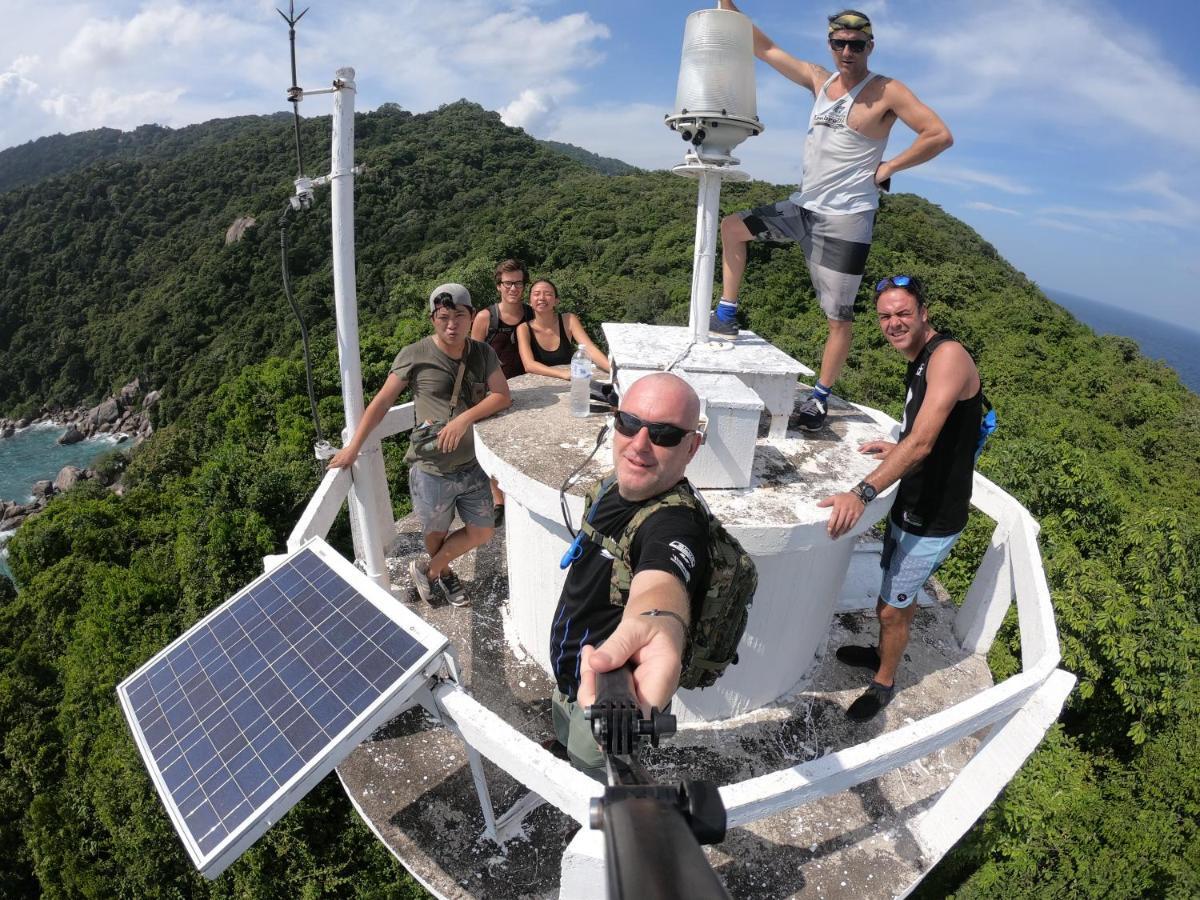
[329,283,511,607]
[712,2,952,433]
[547,373,711,778]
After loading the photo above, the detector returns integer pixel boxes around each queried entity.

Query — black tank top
[485,302,534,379]
[530,314,575,367]
[891,333,982,537]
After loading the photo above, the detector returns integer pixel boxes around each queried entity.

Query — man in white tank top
[712,3,953,431]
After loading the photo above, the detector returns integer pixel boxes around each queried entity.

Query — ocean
[0,424,122,582]
[1046,289,1200,394]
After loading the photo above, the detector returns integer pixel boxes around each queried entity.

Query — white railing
[275,401,416,558]
[283,405,1072,895]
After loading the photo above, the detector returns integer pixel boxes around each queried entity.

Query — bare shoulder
[928,339,980,392]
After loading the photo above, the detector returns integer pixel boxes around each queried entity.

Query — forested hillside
[0,101,1197,898]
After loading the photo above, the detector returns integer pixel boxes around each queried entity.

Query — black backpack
[580,476,757,690]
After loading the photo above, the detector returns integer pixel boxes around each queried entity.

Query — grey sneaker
[796,395,828,431]
[434,569,470,607]
[409,558,432,602]
[708,309,738,337]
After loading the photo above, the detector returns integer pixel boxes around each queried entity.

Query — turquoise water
[0,424,121,581]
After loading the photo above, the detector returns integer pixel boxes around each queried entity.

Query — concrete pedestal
[475,373,896,724]
[604,323,812,440]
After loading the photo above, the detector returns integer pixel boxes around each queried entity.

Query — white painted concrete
[603,323,811,439]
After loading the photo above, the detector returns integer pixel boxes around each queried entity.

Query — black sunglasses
[829,38,869,52]
[612,410,698,447]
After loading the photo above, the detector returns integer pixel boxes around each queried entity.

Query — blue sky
[1,1,1198,324]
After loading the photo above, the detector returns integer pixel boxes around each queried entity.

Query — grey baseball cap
[428,283,473,313]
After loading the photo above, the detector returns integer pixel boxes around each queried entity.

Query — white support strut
[329,66,394,590]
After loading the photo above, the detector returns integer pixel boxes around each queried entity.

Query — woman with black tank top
[516,279,610,380]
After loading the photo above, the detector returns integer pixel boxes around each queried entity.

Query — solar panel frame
[117,537,449,879]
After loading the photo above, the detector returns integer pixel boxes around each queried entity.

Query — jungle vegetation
[0,101,1196,898]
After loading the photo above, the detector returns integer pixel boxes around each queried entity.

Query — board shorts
[409,462,493,533]
[878,519,962,609]
[738,199,874,322]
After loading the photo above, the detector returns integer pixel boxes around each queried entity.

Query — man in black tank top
[818,276,983,721]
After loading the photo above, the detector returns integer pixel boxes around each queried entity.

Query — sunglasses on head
[829,38,869,52]
[875,275,914,293]
[612,410,701,447]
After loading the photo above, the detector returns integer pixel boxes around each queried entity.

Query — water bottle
[570,346,592,418]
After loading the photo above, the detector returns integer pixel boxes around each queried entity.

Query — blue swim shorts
[878,520,962,609]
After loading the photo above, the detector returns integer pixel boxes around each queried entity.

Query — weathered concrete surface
[337,512,993,899]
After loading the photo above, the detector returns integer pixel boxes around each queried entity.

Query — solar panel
[117,538,448,879]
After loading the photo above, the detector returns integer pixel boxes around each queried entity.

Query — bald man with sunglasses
[547,373,711,778]
[712,2,952,434]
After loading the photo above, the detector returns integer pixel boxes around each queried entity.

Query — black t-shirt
[550,484,710,701]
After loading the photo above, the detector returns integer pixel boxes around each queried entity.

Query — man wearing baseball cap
[329,283,511,606]
[712,2,953,433]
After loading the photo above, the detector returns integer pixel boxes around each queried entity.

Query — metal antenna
[278,0,310,180]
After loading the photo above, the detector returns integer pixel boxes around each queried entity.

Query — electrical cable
[279,203,326,447]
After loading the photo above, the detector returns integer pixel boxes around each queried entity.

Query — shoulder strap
[581,481,700,606]
[448,357,467,410]
[846,71,879,100]
[485,303,501,342]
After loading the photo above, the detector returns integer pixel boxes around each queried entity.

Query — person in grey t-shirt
[712,2,952,433]
[329,283,511,607]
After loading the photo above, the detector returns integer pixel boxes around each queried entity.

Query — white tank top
[791,72,888,215]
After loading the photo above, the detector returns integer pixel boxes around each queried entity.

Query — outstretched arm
[876,82,953,186]
[718,0,827,94]
[564,313,611,373]
[578,569,690,713]
[327,372,407,469]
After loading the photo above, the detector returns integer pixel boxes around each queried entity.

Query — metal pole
[330,66,393,590]
[688,167,723,342]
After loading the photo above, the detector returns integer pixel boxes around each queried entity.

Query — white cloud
[0,1,611,151]
[908,162,1034,196]
[61,5,255,70]
[39,86,186,132]
[965,201,1019,216]
[545,101,671,170]
[905,0,1200,152]
[500,89,556,131]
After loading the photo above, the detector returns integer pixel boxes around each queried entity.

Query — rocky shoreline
[0,378,158,537]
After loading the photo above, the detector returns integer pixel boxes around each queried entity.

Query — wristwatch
[851,480,878,504]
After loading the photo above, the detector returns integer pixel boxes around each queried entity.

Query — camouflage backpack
[580,475,757,690]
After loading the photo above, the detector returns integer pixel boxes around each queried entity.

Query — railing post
[954,518,1015,654]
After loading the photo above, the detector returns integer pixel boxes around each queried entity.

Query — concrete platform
[336,516,993,899]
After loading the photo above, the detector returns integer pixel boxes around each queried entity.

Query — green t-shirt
[391,336,500,475]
